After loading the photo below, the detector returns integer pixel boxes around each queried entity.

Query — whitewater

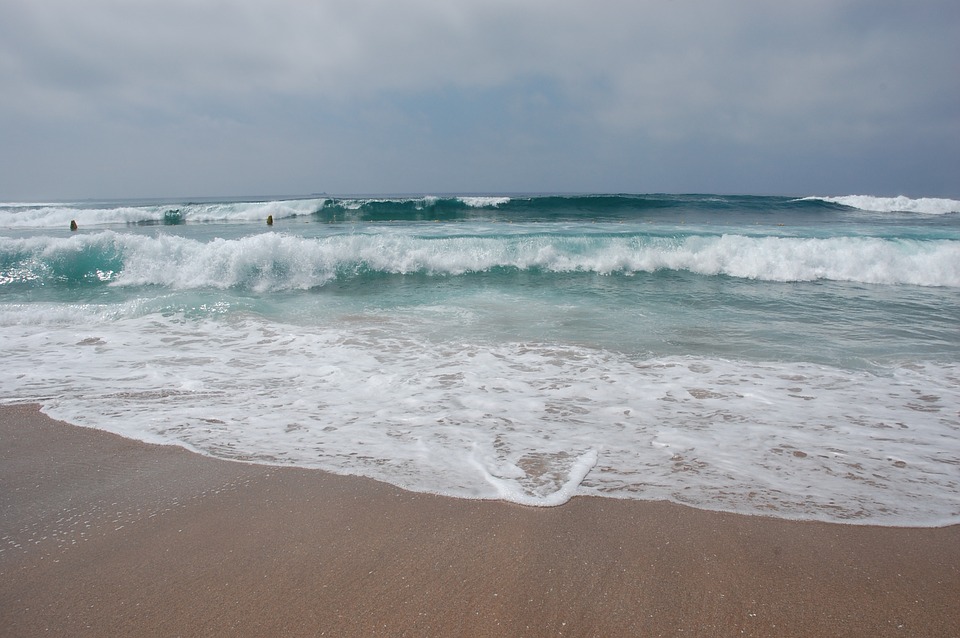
[1,193,958,525]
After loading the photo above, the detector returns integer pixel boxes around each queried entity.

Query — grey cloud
[1,0,957,198]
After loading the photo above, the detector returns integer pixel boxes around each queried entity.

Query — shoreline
[2,403,958,636]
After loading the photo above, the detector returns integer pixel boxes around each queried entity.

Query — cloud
[1,0,958,197]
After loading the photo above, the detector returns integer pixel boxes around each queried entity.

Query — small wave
[316,195,506,220]
[0,198,327,229]
[803,195,960,215]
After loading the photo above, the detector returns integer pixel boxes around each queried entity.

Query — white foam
[1,309,958,524]
[472,447,598,506]
[114,232,340,291]
[458,196,512,208]
[806,195,960,215]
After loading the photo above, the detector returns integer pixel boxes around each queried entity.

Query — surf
[3,191,959,525]
[2,229,958,291]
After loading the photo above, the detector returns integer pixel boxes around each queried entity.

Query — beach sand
[1,404,958,637]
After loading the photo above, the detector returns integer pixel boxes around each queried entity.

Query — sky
[1,1,958,200]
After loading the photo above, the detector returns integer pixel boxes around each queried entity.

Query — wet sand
[1,404,958,637]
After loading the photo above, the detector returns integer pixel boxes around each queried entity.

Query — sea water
[1,194,958,525]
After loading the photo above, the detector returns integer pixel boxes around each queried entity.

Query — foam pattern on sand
[2,311,958,524]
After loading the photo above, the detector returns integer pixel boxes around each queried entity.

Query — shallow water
[2,193,958,525]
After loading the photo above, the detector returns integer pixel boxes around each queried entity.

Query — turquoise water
[2,194,958,524]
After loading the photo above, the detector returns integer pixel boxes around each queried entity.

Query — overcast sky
[1,1,957,200]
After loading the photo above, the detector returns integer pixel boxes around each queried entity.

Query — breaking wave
[3,230,957,290]
[803,195,960,215]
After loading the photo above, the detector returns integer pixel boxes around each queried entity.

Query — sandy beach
[1,404,957,637]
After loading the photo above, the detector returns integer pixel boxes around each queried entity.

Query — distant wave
[0,194,687,227]
[0,201,73,208]
[0,198,328,229]
[802,195,960,215]
[3,231,957,290]
[3,193,958,229]
[315,195,513,221]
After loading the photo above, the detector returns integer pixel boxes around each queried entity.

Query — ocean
[1,193,958,526]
